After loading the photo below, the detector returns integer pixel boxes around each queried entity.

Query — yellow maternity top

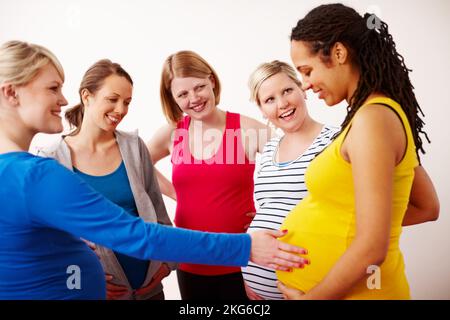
[277,97,418,299]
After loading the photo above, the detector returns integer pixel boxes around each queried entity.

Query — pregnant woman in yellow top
[276,4,439,299]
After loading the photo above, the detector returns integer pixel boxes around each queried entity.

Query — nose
[116,102,129,115]
[188,90,200,102]
[277,95,289,109]
[301,81,312,91]
[59,93,68,107]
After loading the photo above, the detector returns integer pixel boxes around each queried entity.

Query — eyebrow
[297,65,309,71]
[175,90,187,96]
[110,92,132,100]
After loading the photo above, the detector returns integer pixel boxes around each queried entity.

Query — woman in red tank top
[147,51,273,300]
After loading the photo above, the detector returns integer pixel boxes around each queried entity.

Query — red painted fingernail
[282,229,288,233]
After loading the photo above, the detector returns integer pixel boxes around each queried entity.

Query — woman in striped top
[242,60,339,300]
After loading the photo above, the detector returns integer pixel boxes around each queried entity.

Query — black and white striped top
[242,125,339,300]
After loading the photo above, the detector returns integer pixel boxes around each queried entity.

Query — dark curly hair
[291,3,429,161]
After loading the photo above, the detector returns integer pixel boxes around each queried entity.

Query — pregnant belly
[276,229,347,293]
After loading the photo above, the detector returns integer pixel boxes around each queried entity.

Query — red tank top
[171,111,256,275]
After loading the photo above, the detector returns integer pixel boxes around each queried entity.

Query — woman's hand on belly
[249,229,309,270]
[277,281,305,300]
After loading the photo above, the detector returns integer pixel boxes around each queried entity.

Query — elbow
[367,247,388,267]
[357,239,388,267]
[421,200,440,222]
[427,208,440,222]
[429,200,440,222]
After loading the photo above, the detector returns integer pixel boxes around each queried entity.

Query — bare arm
[154,169,176,201]
[240,115,274,162]
[146,124,177,201]
[287,106,403,299]
[402,165,440,226]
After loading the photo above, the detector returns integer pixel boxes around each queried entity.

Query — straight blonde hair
[0,40,64,86]
[248,60,301,106]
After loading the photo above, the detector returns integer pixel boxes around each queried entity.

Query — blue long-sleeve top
[0,152,251,299]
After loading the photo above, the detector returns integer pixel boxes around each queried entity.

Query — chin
[325,96,344,107]
[323,98,335,106]
[43,126,63,134]
[102,125,117,133]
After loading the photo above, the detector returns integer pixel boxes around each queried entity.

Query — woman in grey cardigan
[37,59,175,300]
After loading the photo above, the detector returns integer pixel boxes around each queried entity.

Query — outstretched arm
[27,158,307,270]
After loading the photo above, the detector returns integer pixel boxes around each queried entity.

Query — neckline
[186,111,229,163]
[73,161,124,178]
[272,125,326,167]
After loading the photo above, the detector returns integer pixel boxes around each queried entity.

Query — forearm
[403,166,440,226]
[303,241,384,300]
[155,168,177,201]
[143,225,251,266]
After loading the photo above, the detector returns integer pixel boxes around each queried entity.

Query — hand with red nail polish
[249,229,309,271]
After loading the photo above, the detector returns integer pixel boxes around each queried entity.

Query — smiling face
[170,76,216,121]
[290,40,355,106]
[15,63,68,134]
[82,74,132,132]
[257,72,308,133]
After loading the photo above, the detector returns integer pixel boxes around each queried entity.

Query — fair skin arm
[240,115,274,225]
[240,114,274,159]
[279,105,403,299]
[402,166,440,226]
[146,124,177,201]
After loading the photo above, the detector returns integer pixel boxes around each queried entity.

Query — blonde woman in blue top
[0,40,307,300]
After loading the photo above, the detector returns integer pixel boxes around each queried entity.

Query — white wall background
[2,0,449,299]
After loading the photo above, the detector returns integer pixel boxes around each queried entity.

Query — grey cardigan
[36,130,176,300]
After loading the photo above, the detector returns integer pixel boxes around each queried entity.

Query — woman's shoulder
[115,129,138,138]
[21,153,70,182]
[33,136,66,158]
[352,103,404,130]
[239,113,267,130]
